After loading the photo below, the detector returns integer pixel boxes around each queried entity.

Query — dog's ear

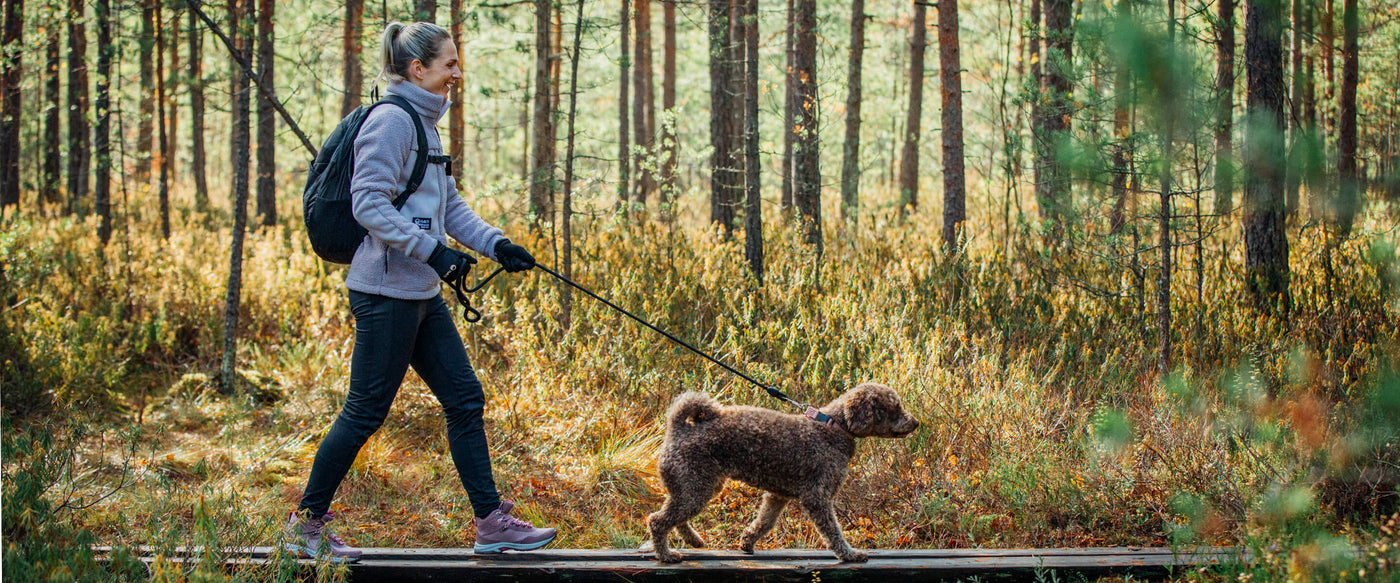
[844,390,875,436]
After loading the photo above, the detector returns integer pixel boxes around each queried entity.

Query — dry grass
[2,181,1399,581]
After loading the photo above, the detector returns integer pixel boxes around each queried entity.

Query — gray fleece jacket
[347,80,506,300]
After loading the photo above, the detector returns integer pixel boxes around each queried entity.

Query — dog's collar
[805,406,838,427]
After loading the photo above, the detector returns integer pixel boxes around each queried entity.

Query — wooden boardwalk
[111,546,1238,582]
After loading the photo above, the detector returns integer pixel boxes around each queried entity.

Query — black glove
[426,241,477,283]
[494,239,535,273]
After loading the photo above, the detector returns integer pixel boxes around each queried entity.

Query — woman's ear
[410,59,425,80]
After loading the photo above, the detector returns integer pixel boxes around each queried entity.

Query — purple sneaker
[284,510,362,563]
[473,501,557,554]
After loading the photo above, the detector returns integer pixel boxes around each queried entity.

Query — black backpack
[303,94,436,264]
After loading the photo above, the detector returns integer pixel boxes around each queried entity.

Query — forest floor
[3,190,1400,582]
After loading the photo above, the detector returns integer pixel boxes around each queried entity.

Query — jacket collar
[386,80,451,125]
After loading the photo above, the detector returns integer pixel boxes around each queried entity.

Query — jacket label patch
[413,218,432,230]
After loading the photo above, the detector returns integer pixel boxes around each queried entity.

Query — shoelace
[309,512,349,546]
[497,512,534,530]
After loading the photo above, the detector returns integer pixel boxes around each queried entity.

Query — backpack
[303,94,432,264]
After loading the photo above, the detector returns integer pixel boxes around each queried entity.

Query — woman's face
[409,37,461,98]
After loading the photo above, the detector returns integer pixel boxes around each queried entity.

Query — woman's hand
[494,240,536,273]
[427,242,477,283]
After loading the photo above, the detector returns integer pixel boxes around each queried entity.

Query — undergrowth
[2,184,1398,581]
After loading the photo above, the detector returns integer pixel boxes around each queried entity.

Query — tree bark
[95,0,111,240]
[343,0,364,117]
[415,0,437,22]
[780,0,794,215]
[1028,0,1041,215]
[634,0,656,205]
[793,0,820,254]
[618,0,630,209]
[561,0,585,329]
[1243,0,1290,314]
[528,0,555,223]
[709,0,739,234]
[1335,0,1357,235]
[157,0,170,238]
[450,0,464,177]
[743,0,762,281]
[1214,0,1235,214]
[0,0,23,209]
[190,5,209,213]
[169,5,181,181]
[1285,0,1305,216]
[838,0,864,220]
[43,4,61,209]
[138,0,155,185]
[1319,0,1333,128]
[1036,0,1073,226]
[1109,1,1130,235]
[660,0,676,213]
[898,1,926,214]
[256,0,276,227]
[222,0,254,393]
[939,0,965,249]
[67,0,90,215]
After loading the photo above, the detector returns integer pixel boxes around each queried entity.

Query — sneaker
[473,500,557,554]
[284,510,363,563]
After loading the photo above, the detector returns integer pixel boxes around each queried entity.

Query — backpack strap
[375,94,430,210]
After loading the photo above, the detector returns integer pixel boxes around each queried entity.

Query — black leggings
[298,290,501,518]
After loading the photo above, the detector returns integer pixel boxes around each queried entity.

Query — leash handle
[449,265,506,323]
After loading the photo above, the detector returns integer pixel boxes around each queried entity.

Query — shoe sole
[283,542,362,563]
[473,535,557,554]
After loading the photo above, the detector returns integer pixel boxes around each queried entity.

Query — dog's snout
[892,415,920,436]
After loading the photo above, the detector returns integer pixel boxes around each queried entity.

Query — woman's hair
[379,21,452,82]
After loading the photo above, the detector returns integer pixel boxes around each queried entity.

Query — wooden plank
[100,546,1238,582]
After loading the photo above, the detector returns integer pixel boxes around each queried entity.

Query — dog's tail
[667,392,721,429]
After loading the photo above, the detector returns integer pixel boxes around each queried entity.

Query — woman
[285,21,556,561]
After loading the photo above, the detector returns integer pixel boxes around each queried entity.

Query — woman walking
[285,21,556,562]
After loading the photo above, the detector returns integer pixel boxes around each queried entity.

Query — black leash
[449,263,832,423]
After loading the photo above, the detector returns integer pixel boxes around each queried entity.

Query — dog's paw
[838,550,869,563]
[655,550,685,563]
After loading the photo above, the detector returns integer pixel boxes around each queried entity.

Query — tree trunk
[898,1,926,214]
[1158,0,1177,376]
[1036,0,1073,226]
[137,0,155,185]
[1109,1,1131,235]
[67,0,90,215]
[1335,0,1357,235]
[793,0,820,254]
[415,0,436,21]
[520,66,531,183]
[190,5,208,213]
[1319,0,1333,128]
[634,0,655,205]
[0,0,22,209]
[169,5,181,181]
[743,0,762,281]
[256,0,276,227]
[780,0,794,215]
[43,4,61,209]
[1284,0,1305,217]
[618,0,630,210]
[660,0,676,213]
[528,0,555,223]
[709,0,739,234]
[1214,0,1235,214]
[1028,0,1041,216]
[1243,0,1290,315]
[94,0,111,240]
[450,0,464,177]
[940,0,965,249]
[561,0,585,329]
[343,0,364,117]
[838,0,864,220]
[222,0,254,393]
[157,0,170,238]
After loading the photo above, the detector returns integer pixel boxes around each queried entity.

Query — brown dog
[643,383,920,563]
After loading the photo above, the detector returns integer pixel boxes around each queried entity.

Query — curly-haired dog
[643,383,919,563]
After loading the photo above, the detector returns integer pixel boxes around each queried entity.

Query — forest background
[2,0,1400,580]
